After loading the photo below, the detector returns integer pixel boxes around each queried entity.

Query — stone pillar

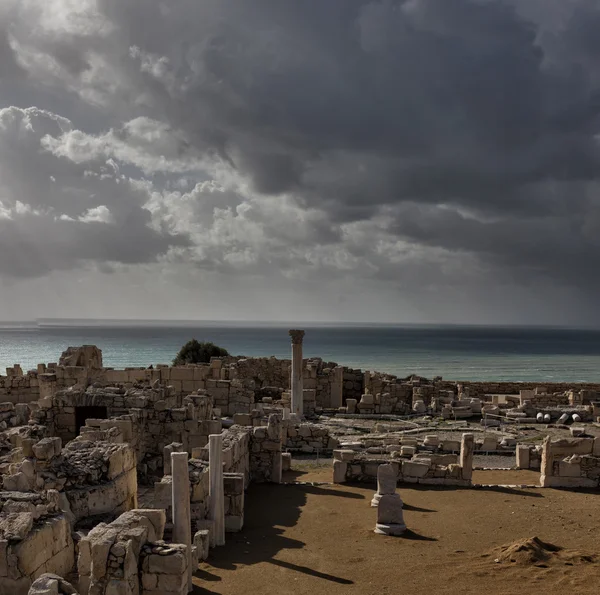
[171,451,193,592]
[459,433,474,481]
[282,407,291,420]
[540,435,553,487]
[515,445,530,469]
[331,366,344,409]
[374,494,406,536]
[289,330,305,418]
[371,463,398,507]
[209,433,226,547]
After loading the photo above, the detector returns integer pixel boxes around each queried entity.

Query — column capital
[289,329,305,344]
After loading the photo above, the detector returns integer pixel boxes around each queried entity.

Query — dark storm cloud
[5,0,600,299]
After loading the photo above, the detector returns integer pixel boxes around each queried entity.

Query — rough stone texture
[28,573,79,594]
[374,493,406,536]
[371,464,397,507]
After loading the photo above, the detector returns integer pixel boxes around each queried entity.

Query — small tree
[172,339,229,366]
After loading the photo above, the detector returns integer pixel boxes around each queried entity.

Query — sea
[2,321,600,382]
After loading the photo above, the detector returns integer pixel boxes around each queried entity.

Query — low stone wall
[284,422,339,454]
[0,490,75,595]
[540,436,600,488]
[333,433,474,487]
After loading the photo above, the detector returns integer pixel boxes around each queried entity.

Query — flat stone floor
[193,466,600,595]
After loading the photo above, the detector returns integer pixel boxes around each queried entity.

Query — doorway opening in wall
[75,406,108,435]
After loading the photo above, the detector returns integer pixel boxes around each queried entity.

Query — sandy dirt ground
[194,466,600,595]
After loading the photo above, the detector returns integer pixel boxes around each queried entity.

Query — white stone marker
[289,330,305,418]
[209,433,226,547]
[460,433,474,480]
[171,451,193,592]
[375,494,406,536]
[371,463,398,507]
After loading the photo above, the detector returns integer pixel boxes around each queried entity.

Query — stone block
[233,413,251,426]
[333,461,347,483]
[558,460,582,477]
[401,461,429,478]
[333,449,355,462]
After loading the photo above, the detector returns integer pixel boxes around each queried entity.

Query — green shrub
[172,339,229,365]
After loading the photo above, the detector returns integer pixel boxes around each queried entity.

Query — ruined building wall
[0,490,75,595]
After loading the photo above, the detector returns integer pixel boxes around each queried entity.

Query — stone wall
[1,436,138,523]
[283,421,339,454]
[0,490,75,595]
[333,433,474,487]
[76,508,193,595]
[33,386,217,480]
[155,426,252,533]
[539,436,600,488]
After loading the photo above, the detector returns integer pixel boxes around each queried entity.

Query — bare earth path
[193,468,600,595]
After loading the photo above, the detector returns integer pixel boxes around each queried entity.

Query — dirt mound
[488,537,597,567]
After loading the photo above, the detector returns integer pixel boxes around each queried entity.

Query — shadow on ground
[197,482,361,587]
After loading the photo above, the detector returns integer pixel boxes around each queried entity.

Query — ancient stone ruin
[0,336,599,593]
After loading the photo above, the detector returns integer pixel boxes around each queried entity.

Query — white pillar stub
[209,433,226,547]
[289,329,305,418]
[171,451,193,592]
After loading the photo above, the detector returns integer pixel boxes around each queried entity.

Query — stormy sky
[2,0,600,325]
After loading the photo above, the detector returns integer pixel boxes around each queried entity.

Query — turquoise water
[2,323,600,382]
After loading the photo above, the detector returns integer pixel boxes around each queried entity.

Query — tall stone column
[289,330,305,418]
[171,452,193,592]
[209,433,226,547]
[330,366,344,408]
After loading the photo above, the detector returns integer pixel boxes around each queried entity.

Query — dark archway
[75,405,108,435]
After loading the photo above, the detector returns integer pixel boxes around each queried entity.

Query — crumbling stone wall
[34,386,217,480]
[249,415,282,483]
[1,436,138,523]
[539,436,600,488]
[333,433,474,487]
[283,422,339,454]
[76,508,191,595]
[0,490,75,595]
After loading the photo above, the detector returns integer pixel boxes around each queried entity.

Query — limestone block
[401,461,429,478]
[0,513,33,542]
[233,413,251,426]
[515,445,530,469]
[558,460,582,477]
[281,453,291,472]
[374,494,406,536]
[333,461,347,483]
[441,440,460,452]
[346,399,357,414]
[550,437,593,456]
[193,530,210,562]
[540,474,597,488]
[333,449,355,463]
[371,463,397,507]
[32,438,61,461]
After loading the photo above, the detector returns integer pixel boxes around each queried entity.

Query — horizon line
[1,318,600,331]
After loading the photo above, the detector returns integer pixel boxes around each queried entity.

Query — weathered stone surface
[371,464,397,507]
[374,494,406,536]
